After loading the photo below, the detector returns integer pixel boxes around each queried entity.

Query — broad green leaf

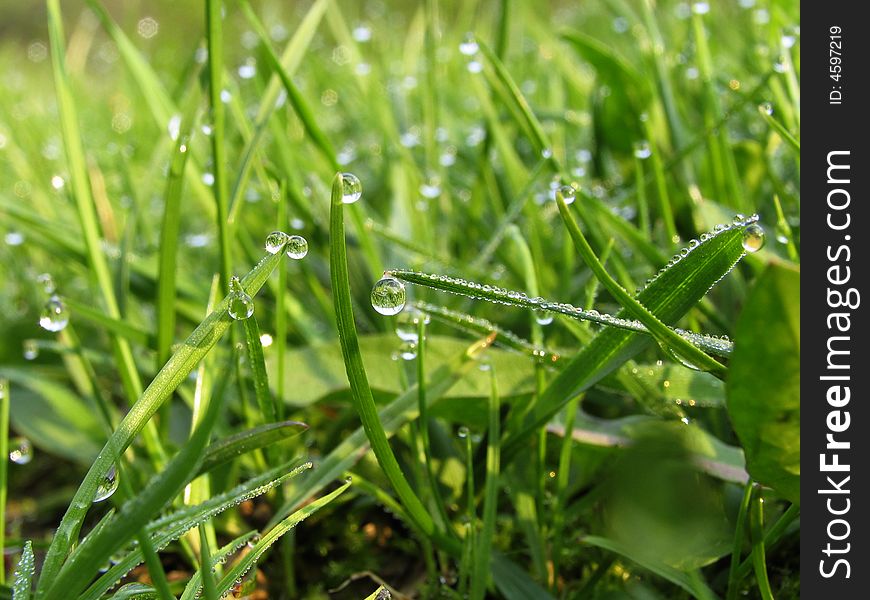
[2,369,103,464]
[270,334,538,406]
[727,263,800,504]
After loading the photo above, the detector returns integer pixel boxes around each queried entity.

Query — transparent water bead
[396,308,426,342]
[23,339,39,360]
[398,341,418,361]
[9,437,33,465]
[264,230,290,254]
[371,276,406,316]
[285,235,308,259]
[758,102,773,116]
[534,309,554,326]
[94,464,119,502]
[741,223,765,253]
[228,276,254,320]
[340,172,362,204]
[556,185,576,205]
[39,295,69,332]
[459,33,479,56]
[633,140,652,159]
[36,273,56,294]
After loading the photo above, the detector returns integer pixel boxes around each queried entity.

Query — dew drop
[285,235,308,259]
[541,148,553,159]
[371,276,406,316]
[228,276,254,320]
[94,464,119,502]
[39,295,69,332]
[556,185,576,205]
[457,426,470,439]
[36,273,56,294]
[264,230,290,254]
[534,309,553,326]
[758,102,773,116]
[396,308,422,342]
[741,223,765,253]
[23,339,39,360]
[398,341,418,361]
[340,172,362,204]
[633,140,652,159]
[9,437,33,464]
[459,33,479,56]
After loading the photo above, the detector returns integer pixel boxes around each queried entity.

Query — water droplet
[94,464,119,502]
[556,185,576,205]
[758,102,773,116]
[459,33,479,56]
[534,309,553,325]
[9,437,33,464]
[742,223,765,253]
[633,140,651,159]
[396,309,423,342]
[39,295,69,332]
[371,276,406,316]
[541,148,553,159]
[285,235,308,259]
[264,231,290,254]
[23,339,39,360]
[398,341,418,361]
[457,426,470,439]
[340,172,362,203]
[259,333,273,347]
[228,276,254,320]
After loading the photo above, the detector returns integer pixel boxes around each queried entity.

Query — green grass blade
[198,525,218,600]
[328,173,436,537]
[214,480,352,595]
[726,483,753,600]
[242,315,278,423]
[196,421,307,477]
[749,487,774,600]
[0,379,8,584]
[471,370,500,600]
[42,360,227,600]
[555,190,727,377]
[11,540,35,600]
[502,215,757,460]
[36,250,284,592]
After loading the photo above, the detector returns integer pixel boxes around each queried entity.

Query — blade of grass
[198,525,218,600]
[0,379,8,585]
[242,315,279,424]
[196,421,307,477]
[11,540,35,600]
[749,486,774,600]
[555,189,727,377]
[36,250,285,592]
[471,368,500,600]
[726,482,753,600]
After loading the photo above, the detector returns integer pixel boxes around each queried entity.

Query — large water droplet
[285,235,308,259]
[39,295,69,332]
[742,223,765,253]
[534,309,553,326]
[264,230,290,254]
[228,276,254,320]
[23,339,39,360]
[556,185,576,205]
[9,437,33,464]
[459,33,479,56]
[94,464,119,502]
[371,276,406,316]
[340,173,362,204]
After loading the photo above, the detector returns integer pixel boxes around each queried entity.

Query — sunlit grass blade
[241,315,279,424]
[178,531,259,600]
[11,540,35,600]
[0,379,8,584]
[36,250,284,591]
[195,421,307,477]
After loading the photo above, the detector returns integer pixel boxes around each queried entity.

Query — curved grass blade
[328,173,436,538]
[178,531,259,600]
[42,356,228,600]
[195,421,307,477]
[502,216,758,461]
[214,480,351,595]
[81,462,311,600]
[109,584,157,600]
[392,272,733,358]
[242,315,279,424]
[36,250,285,593]
[471,370,500,600]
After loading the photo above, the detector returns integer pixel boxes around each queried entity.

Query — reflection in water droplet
[94,464,119,502]
[534,309,553,326]
[557,185,576,205]
[264,231,290,254]
[340,173,362,204]
[9,437,33,464]
[371,276,406,316]
[39,295,69,332]
[285,235,308,259]
[23,339,39,360]
[228,276,254,320]
[741,223,765,253]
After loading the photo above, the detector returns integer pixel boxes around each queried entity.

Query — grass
[1,0,799,597]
